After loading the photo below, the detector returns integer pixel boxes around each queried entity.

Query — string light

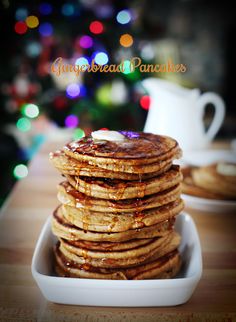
[39,22,53,37]
[89,21,104,34]
[66,83,80,98]
[14,21,27,35]
[54,96,67,109]
[79,35,93,49]
[140,95,151,110]
[121,60,133,74]
[26,42,42,57]
[116,10,131,24]
[15,8,28,21]
[16,117,31,132]
[120,34,133,47]
[73,128,85,140]
[25,15,39,29]
[23,103,39,118]
[94,52,108,65]
[39,3,52,15]
[13,164,28,179]
[75,57,89,70]
[61,3,75,16]
[65,115,79,128]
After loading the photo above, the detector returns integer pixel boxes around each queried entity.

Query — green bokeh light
[73,128,85,140]
[121,60,133,74]
[23,103,39,118]
[13,164,28,179]
[16,117,31,132]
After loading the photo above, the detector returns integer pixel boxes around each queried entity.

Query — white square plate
[31,212,202,307]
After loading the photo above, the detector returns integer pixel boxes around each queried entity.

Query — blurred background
[0,0,235,206]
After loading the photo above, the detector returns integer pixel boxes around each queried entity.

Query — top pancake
[63,132,181,163]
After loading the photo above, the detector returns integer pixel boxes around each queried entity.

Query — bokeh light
[13,164,28,179]
[94,52,108,65]
[96,83,111,106]
[116,10,131,24]
[89,21,104,34]
[39,3,52,15]
[73,128,85,140]
[26,15,39,29]
[120,34,133,47]
[26,42,42,57]
[15,21,27,35]
[61,3,75,16]
[16,117,31,132]
[65,114,79,128]
[79,35,93,49]
[75,57,89,70]
[94,4,114,18]
[66,83,80,98]
[78,84,87,97]
[23,103,39,118]
[121,60,133,74]
[54,96,67,109]
[15,8,28,21]
[39,22,53,37]
[140,95,151,110]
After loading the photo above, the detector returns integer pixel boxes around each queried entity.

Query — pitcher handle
[197,92,225,142]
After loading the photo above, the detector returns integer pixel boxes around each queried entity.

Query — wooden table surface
[0,139,236,322]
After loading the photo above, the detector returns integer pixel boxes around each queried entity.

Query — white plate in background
[182,194,236,213]
[31,213,202,307]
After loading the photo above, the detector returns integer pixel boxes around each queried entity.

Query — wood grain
[0,140,236,322]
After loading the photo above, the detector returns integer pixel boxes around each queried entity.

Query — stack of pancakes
[182,163,236,200]
[50,130,184,280]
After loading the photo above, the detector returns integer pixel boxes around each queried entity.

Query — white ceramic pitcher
[142,78,225,151]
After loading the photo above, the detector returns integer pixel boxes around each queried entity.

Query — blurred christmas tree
[0,0,153,204]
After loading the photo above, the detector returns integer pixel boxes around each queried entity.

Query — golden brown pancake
[58,232,178,268]
[64,165,182,200]
[55,246,181,280]
[61,198,184,232]
[52,208,176,242]
[57,181,182,213]
[63,132,182,174]
[49,150,173,180]
[182,165,236,200]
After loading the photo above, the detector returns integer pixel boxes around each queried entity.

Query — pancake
[63,132,182,174]
[61,198,184,232]
[57,181,182,213]
[192,164,236,199]
[55,246,181,280]
[182,165,236,200]
[65,165,182,200]
[52,209,176,242]
[49,150,172,180]
[58,232,178,268]
[69,238,155,252]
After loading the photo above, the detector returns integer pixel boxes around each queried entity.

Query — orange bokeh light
[119,34,133,47]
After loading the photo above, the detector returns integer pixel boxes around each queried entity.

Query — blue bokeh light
[94,52,109,65]
[61,3,75,16]
[15,8,28,21]
[39,3,52,15]
[75,57,89,70]
[39,23,53,37]
[116,10,131,24]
